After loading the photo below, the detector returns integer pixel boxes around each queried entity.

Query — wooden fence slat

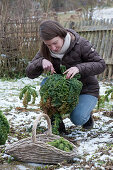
[108,65,112,79]
[99,31,106,57]
[107,30,113,59]
[96,31,102,53]
[93,31,98,49]
[103,30,109,60]
[72,19,113,79]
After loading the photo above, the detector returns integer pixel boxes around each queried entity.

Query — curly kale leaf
[39,66,83,117]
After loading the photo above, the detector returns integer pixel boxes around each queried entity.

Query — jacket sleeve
[76,39,106,78]
[26,51,44,79]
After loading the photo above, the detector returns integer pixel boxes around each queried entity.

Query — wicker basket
[6,113,77,164]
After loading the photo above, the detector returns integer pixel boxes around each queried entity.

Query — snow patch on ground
[0,77,113,169]
[93,7,113,20]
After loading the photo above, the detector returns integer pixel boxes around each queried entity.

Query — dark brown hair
[39,20,67,60]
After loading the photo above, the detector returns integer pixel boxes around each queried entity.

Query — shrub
[0,110,10,145]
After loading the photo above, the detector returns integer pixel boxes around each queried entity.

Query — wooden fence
[0,17,41,77]
[69,19,113,80]
[0,17,113,79]
[0,13,57,78]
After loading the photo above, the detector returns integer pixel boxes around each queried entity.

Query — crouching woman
[26,20,106,133]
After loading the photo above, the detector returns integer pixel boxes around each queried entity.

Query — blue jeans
[70,94,98,125]
[41,78,98,126]
[40,77,48,86]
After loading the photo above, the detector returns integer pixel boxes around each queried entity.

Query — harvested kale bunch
[0,110,10,145]
[48,137,73,152]
[40,65,83,117]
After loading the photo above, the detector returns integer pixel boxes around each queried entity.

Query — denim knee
[70,110,90,125]
[70,94,98,126]
[40,77,48,86]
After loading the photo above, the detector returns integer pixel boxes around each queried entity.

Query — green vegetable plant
[48,137,73,152]
[0,110,10,145]
[39,65,82,135]
[19,85,38,108]
[98,86,113,109]
[40,65,83,117]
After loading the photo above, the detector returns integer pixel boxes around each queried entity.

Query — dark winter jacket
[26,29,106,98]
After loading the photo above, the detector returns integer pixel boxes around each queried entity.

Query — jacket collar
[65,29,80,54]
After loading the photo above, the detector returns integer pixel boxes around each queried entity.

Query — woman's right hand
[42,59,56,74]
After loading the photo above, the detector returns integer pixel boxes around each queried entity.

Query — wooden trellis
[0,17,42,77]
[69,19,113,80]
[0,13,58,78]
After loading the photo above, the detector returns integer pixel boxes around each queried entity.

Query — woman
[26,20,106,133]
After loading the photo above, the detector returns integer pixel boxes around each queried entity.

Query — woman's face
[43,36,64,53]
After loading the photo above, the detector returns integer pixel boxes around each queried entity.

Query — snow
[57,166,73,170]
[93,7,113,20]
[58,7,113,21]
[0,76,113,169]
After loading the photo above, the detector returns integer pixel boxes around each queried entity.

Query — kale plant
[98,85,113,110]
[40,65,83,117]
[19,85,38,108]
[0,110,10,145]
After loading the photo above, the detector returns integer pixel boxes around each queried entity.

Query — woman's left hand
[63,66,79,79]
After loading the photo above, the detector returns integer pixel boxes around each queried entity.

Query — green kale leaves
[40,66,83,117]
[48,137,73,152]
[0,110,10,145]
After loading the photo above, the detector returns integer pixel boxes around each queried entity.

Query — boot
[58,118,66,134]
[51,114,66,134]
[82,114,94,129]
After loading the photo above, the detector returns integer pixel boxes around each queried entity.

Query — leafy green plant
[40,65,83,117]
[39,65,82,135]
[19,85,38,108]
[0,110,10,145]
[98,86,113,109]
[48,137,73,152]
[97,95,106,109]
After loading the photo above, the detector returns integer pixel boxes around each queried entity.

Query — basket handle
[32,113,52,143]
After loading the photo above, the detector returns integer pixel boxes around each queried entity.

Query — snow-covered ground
[59,7,113,20]
[0,76,113,170]
[93,7,113,20]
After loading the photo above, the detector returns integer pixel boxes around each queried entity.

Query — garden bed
[0,77,113,169]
